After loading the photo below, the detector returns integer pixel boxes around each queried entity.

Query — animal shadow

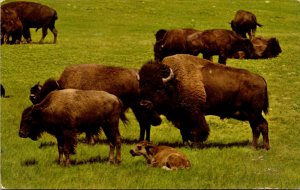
[70,156,108,165]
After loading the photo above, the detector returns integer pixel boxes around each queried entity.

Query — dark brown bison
[231,36,282,59]
[154,28,200,61]
[139,54,270,150]
[1,84,5,97]
[186,29,256,64]
[1,8,23,44]
[231,10,262,39]
[1,1,58,43]
[19,89,126,165]
[29,64,162,142]
[130,141,191,170]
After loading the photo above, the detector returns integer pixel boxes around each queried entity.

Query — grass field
[1,0,300,189]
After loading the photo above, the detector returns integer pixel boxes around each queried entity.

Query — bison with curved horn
[138,54,270,150]
[29,64,162,143]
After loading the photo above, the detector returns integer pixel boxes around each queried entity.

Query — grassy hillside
[1,0,300,188]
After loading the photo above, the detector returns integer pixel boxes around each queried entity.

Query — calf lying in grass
[130,141,191,170]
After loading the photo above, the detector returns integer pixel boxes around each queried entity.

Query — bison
[130,141,191,170]
[1,1,58,43]
[1,84,5,97]
[1,7,23,44]
[154,28,200,61]
[139,54,270,150]
[19,89,126,165]
[231,10,262,39]
[186,29,256,64]
[29,64,162,142]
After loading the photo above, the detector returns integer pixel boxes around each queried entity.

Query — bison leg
[22,27,31,43]
[51,28,58,44]
[102,124,118,164]
[56,137,64,165]
[132,107,151,141]
[39,27,48,44]
[249,114,270,150]
[218,55,227,64]
[202,54,213,62]
[115,131,122,164]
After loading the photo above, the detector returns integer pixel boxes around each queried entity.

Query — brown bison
[231,36,282,59]
[1,7,23,44]
[19,89,126,165]
[1,84,5,97]
[154,28,200,61]
[1,1,58,43]
[29,64,162,142]
[130,141,191,170]
[139,54,270,150]
[186,29,256,64]
[231,10,262,39]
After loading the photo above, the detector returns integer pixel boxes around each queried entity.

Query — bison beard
[19,89,125,165]
[139,54,270,150]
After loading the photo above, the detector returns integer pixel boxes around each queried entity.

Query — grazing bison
[29,64,162,142]
[1,8,23,44]
[19,89,126,165]
[1,1,58,43]
[186,29,256,64]
[139,54,270,150]
[130,141,191,170]
[154,28,200,61]
[231,10,262,39]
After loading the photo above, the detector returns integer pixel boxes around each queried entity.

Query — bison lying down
[19,89,126,165]
[139,54,270,150]
[130,141,191,170]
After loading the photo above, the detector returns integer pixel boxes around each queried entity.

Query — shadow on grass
[70,156,108,165]
[39,138,250,150]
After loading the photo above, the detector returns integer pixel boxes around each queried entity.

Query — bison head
[263,37,282,58]
[30,83,42,104]
[19,106,43,141]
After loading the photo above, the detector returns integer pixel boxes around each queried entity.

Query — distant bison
[186,29,256,64]
[1,84,5,97]
[1,7,23,44]
[1,1,58,43]
[154,28,200,61]
[130,141,191,170]
[139,54,270,150]
[29,64,162,142]
[231,36,282,59]
[19,89,126,166]
[231,10,262,39]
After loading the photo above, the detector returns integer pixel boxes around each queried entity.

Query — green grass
[1,0,300,188]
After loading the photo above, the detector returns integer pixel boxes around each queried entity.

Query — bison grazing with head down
[1,1,58,43]
[1,7,23,44]
[139,54,270,150]
[186,29,256,64]
[231,10,262,39]
[20,89,126,165]
[29,64,162,142]
[154,28,200,61]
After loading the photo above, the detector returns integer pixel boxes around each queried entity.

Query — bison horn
[162,68,174,83]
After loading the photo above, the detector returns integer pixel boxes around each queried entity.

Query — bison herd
[1,1,282,168]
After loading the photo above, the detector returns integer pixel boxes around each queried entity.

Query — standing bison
[139,54,270,150]
[186,29,256,64]
[19,89,126,165]
[154,28,200,61]
[1,8,23,44]
[231,10,262,39]
[29,64,162,142]
[1,1,58,43]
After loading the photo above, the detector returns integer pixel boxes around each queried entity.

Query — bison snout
[130,149,137,156]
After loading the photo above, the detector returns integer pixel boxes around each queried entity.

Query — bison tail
[263,81,269,115]
[257,23,263,27]
[118,99,129,126]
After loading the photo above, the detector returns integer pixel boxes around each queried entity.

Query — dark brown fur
[130,141,191,170]
[186,29,256,64]
[29,64,162,141]
[139,54,270,150]
[231,10,262,39]
[1,7,23,44]
[1,1,58,43]
[20,89,126,165]
[154,28,200,61]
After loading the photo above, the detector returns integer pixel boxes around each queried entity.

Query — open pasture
[1,0,300,188]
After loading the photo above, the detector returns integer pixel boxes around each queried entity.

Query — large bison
[1,1,58,43]
[19,89,126,165]
[154,28,200,61]
[29,64,162,142]
[231,10,262,39]
[186,29,256,64]
[139,54,270,150]
[1,7,23,44]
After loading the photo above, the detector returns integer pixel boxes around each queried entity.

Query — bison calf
[130,141,191,170]
[19,89,126,166]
